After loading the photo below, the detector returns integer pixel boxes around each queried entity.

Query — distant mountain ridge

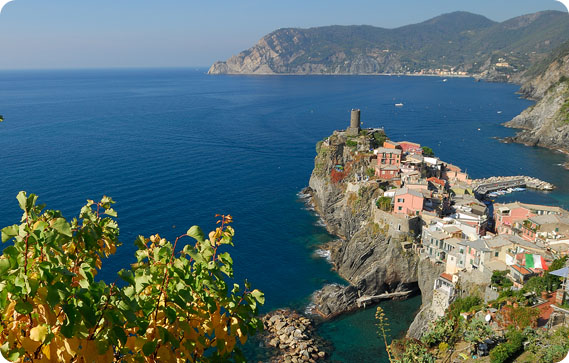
[209,10,569,80]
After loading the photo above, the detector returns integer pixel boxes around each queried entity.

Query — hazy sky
[0,0,566,69]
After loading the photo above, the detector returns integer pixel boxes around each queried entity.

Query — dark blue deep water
[1,69,568,362]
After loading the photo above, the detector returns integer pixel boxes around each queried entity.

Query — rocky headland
[503,39,569,163]
[209,11,569,82]
[303,129,437,320]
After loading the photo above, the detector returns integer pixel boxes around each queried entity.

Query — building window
[495,252,499,257]
[398,206,402,211]
[470,259,473,265]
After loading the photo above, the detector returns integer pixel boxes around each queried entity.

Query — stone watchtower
[346,109,361,136]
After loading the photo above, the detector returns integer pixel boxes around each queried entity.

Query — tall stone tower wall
[350,109,360,129]
[347,109,361,136]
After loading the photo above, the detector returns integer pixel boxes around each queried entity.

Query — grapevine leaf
[112,326,128,346]
[1,225,18,243]
[118,270,135,285]
[187,226,205,242]
[15,300,33,314]
[52,218,72,237]
[79,305,97,328]
[0,259,9,275]
[44,286,59,309]
[104,208,117,217]
[165,306,177,324]
[29,325,48,343]
[142,340,158,356]
[251,289,265,305]
[16,192,27,211]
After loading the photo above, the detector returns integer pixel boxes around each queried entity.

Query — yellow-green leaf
[29,325,48,343]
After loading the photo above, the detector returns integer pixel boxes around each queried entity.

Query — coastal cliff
[504,40,569,160]
[406,259,445,339]
[209,11,569,79]
[306,130,421,318]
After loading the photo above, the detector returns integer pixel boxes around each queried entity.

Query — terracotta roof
[398,141,421,147]
[427,177,446,186]
[511,264,533,275]
[440,273,453,282]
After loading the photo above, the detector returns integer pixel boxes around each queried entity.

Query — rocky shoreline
[261,309,329,362]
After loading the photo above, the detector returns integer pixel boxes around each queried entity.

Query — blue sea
[1,69,568,362]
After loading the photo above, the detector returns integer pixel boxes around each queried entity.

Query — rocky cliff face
[306,132,420,318]
[505,81,569,152]
[504,41,569,157]
[406,259,445,339]
[208,28,404,75]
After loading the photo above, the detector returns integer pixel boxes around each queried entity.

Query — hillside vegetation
[209,11,569,80]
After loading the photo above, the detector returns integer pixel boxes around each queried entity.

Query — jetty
[472,175,554,196]
[356,290,413,308]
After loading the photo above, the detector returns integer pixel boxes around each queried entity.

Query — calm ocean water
[1,69,568,361]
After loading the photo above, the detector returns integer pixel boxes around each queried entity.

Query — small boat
[395,103,404,107]
[442,79,448,82]
[497,111,503,114]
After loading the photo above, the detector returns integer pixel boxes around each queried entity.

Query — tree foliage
[0,192,264,362]
[421,146,435,157]
[376,197,393,212]
[489,329,523,363]
[491,270,512,289]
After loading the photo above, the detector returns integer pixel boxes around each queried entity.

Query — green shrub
[346,139,358,148]
[449,296,482,315]
[372,131,386,146]
[316,140,323,153]
[464,318,493,343]
[376,196,392,211]
[490,330,523,363]
[421,317,457,347]
[422,146,435,157]
[491,270,513,289]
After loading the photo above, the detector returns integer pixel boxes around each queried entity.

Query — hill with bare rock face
[209,11,569,81]
[504,39,569,165]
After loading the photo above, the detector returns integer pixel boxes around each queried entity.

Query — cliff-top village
[321,110,569,335]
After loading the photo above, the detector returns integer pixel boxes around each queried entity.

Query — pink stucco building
[393,188,424,215]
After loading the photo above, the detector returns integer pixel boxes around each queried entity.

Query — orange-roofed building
[383,140,402,150]
[427,177,447,190]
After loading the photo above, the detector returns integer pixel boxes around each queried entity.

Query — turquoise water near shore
[0,69,568,362]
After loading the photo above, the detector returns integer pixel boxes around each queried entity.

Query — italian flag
[525,254,547,270]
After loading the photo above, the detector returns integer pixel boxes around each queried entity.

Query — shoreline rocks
[261,309,329,362]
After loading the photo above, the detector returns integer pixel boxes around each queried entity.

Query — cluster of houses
[365,137,569,315]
